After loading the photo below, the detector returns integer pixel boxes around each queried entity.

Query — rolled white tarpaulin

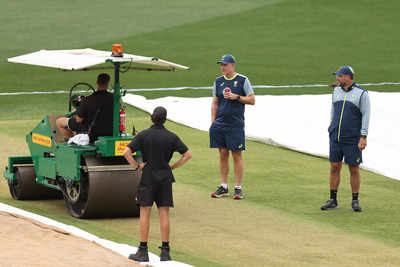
[123,91,400,181]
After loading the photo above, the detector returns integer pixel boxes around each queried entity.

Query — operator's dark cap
[217,54,236,64]
[151,106,167,125]
[333,66,354,79]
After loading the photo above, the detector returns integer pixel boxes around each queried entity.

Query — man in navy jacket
[321,66,370,212]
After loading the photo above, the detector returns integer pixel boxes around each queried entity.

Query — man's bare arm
[123,147,146,170]
[171,150,192,170]
[238,94,255,105]
[225,93,255,105]
[211,97,219,123]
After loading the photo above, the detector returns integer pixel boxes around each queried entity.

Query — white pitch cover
[123,91,400,181]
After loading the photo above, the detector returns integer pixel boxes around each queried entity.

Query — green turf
[1,0,400,266]
[3,101,400,247]
[2,108,400,266]
[0,0,270,52]
[0,0,399,92]
[0,0,274,92]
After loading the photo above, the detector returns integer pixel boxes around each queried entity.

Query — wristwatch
[237,95,241,101]
[361,135,367,139]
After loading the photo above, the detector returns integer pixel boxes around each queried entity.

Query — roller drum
[8,166,63,200]
[64,155,141,218]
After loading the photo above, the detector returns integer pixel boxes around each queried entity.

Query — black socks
[330,189,337,201]
[330,190,359,201]
[140,242,170,248]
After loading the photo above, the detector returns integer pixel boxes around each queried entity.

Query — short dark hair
[151,106,167,125]
[97,73,110,86]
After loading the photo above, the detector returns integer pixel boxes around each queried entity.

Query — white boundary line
[0,202,193,267]
[1,82,400,96]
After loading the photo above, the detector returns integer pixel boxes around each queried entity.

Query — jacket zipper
[337,93,347,142]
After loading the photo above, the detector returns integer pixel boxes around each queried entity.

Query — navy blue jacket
[328,83,370,144]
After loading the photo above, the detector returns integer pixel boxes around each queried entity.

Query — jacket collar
[341,82,355,92]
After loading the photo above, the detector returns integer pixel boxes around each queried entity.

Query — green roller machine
[3,44,189,218]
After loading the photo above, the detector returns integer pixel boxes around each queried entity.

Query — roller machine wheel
[63,155,142,218]
[8,166,62,200]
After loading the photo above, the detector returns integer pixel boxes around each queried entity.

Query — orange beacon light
[111,44,123,57]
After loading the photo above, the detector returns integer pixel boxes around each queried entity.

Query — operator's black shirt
[76,90,114,142]
[127,125,188,186]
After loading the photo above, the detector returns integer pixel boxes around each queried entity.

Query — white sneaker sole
[211,193,229,198]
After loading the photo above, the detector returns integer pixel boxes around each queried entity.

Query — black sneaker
[211,186,229,198]
[233,187,244,200]
[320,199,338,210]
[159,246,171,261]
[128,246,149,262]
[352,200,362,212]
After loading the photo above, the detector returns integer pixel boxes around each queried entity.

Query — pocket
[209,122,215,131]
[210,122,222,133]
[328,124,336,134]
[341,126,358,139]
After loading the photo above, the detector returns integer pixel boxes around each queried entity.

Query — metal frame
[63,59,175,137]
[3,50,185,184]
[61,66,175,72]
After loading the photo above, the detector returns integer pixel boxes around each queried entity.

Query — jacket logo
[234,81,238,87]
[220,82,224,86]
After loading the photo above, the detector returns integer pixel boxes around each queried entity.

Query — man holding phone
[209,54,255,200]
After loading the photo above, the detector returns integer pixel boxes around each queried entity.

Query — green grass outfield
[2,103,400,266]
[0,0,399,93]
[1,0,400,266]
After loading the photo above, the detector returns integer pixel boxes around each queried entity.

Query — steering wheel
[68,82,95,112]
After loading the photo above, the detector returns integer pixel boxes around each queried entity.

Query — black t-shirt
[76,90,114,141]
[127,124,188,185]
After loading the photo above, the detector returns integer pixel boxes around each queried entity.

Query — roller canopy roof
[8,48,189,71]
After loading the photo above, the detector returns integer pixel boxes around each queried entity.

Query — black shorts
[68,117,85,132]
[329,140,362,166]
[136,182,174,207]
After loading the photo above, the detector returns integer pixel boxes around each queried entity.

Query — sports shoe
[233,187,244,200]
[159,246,172,261]
[351,200,362,212]
[128,246,149,262]
[211,186,229,198]
[320,199,338,210]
